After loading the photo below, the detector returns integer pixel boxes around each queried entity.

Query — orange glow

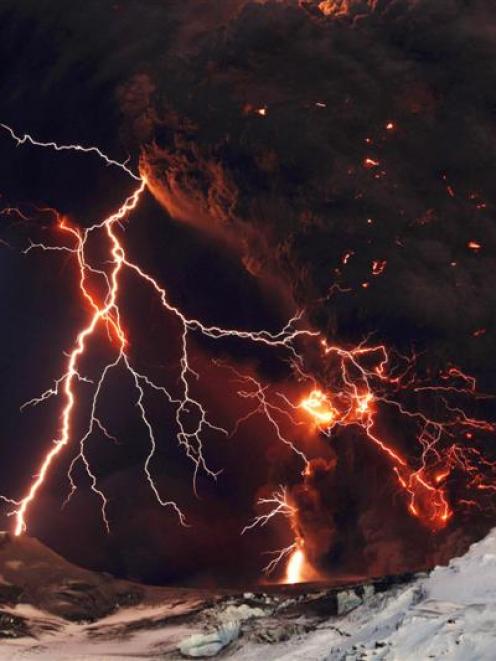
[363,157,380,168]
[356,392,373,415]
[318,0,353,16]
[3,123,496,580]
[286,546,305,584]
[300,389,336,427]
[2,124,317,538]
[372,259,387,276]
[293,334,490,531]
[435,470,450,484]
[12,179,146,536]
[245,488,317,581]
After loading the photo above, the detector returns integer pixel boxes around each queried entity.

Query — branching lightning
[0,123,314,538]
[0,123,140,181]
[1,122,495,584]
[235,339,495,579]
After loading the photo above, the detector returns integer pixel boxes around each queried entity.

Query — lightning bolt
[1,122,495,586]
[0,123,140,181]
[0,124,315,537]
[239,336,495,580]
[242,486,309,583]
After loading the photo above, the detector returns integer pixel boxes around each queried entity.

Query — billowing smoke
[129,0,496,360]
[1,0,495,583]
[125,0,496,578]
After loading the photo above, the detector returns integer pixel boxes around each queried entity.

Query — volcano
[0,528,495,658]
[0,2,496,656]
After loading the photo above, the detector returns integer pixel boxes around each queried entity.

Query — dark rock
[0,611,30,639]
[0,584,23,606]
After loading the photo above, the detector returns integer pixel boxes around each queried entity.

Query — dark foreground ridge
[0,531,417,655]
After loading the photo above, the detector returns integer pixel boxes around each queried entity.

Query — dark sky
[0,0,495,585]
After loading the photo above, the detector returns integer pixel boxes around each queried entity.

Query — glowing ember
[318,0,354,16]
[372,259,387,276]
[342,250,354,265]
[363,157,380,168]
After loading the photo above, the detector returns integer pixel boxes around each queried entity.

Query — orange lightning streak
[241,485,316,583]
[241,334,495,577]
[243,487,301,577]
[1,123,496,583]
[0,124,315,536]
[9,180,146,536]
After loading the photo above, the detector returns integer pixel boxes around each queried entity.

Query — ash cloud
[127,0,496,576]
[1,0,496,582]
[132,0,496,365]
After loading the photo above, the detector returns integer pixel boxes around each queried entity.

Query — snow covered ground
[237,529,496,660]
[1,530,496,659]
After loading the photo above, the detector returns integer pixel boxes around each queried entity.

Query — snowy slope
[1,530,496,659]
[237,529,496,660]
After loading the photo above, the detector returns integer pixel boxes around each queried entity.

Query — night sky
[0,0,495,586]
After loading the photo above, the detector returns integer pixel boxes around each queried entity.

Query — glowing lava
[285,544,305,584]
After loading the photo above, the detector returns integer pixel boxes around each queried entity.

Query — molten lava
[285,544,306,584]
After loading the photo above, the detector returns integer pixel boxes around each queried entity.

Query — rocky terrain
[1,530,495,659]
[0,531,416,658]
